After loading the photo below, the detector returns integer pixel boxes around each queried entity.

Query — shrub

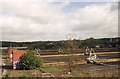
[19,51,43,70]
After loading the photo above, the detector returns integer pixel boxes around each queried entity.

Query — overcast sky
[0,0,118,42]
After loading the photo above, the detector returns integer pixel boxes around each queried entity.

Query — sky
[0,0,119,42]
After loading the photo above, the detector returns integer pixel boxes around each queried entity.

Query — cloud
[0,2,118,41]
[67,3,118,33]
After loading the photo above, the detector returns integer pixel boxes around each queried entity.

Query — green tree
[19,51,43,70]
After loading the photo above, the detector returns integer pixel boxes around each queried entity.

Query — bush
[19,51,43,70]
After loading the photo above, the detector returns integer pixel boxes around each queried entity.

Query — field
[2,50,120,77]
[41,52,120,77]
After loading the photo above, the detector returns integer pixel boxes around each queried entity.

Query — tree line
[1,37,120,50]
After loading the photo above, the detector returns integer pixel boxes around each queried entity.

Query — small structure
[7,47,28,69]
[84,47,90,55]
[58,48,63,54]
[86,48,99,64]
[35,48,41,56]
[12,50,27,69]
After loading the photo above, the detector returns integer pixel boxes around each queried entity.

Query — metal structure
[85,47,99,64]
[58,48,64,54]
[35,48,41,56]
[84,47,90,55]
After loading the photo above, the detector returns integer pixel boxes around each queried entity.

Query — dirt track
[40,52,120,77]
[41,52,120,66]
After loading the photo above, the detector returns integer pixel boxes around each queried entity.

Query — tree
[65,34,79,73]
[19,51,43,70]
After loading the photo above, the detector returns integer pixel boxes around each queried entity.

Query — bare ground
[41,52,120,77]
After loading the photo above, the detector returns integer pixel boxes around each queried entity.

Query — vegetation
[41,66,64,72]
[19,51,43,70]
[65,37,79,73]
[1,37,120,50]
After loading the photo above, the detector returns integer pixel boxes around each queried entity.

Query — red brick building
[7,47,28,69]
[12,50,27,69]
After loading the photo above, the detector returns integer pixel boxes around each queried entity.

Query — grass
[4,66,64,77]
[40,66,64,73]
[4,70,38,77]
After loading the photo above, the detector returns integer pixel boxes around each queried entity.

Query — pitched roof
[12,50,27,62]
